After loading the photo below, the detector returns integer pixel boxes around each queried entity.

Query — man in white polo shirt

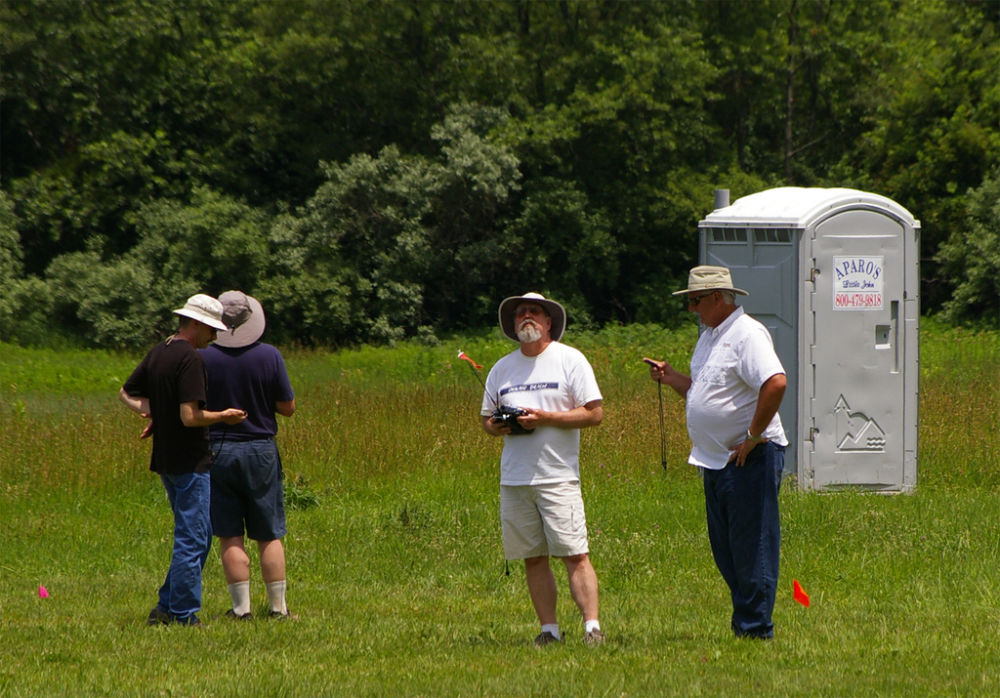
[645,266,787,639]
[481,293,605,647]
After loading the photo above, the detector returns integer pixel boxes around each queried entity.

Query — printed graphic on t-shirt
[500,383,559,395]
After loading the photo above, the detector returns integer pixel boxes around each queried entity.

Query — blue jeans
[703,442,784,638]
[156,472,212,622]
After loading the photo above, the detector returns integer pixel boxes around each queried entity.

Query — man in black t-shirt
[120,294,246,626]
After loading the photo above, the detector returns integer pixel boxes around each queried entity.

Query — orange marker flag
[793,579,810,607]
[457,350,483,371]
[38,585,49,599]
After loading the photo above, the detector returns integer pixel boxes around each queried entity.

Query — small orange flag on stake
[793,579,810,607]
[38,585,49,599]
[457,350,483,371]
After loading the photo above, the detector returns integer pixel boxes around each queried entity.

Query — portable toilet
[698,187,919,492]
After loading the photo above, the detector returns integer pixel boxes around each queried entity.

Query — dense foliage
[1,0,997,348]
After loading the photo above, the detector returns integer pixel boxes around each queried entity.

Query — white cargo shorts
[500,481,589,560]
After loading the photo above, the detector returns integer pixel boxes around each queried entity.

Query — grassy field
[1,320,998,697]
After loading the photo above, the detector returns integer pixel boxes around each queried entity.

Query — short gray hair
[718,290,737,305]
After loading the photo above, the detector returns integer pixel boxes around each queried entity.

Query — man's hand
[514,406,549,430]
[645,357,667,381]
[482,415,511,437]
[643,357,692,398]
[728,435,770,467]
[139,416,152,440]
[219,408,248,425]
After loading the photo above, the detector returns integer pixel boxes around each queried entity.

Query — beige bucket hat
[672,265,749,296]
[172,294,229,331]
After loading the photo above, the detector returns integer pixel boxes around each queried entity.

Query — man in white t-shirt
[645,266,788,640]
[481,292,605,647]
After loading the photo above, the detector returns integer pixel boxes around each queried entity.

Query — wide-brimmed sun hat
[672,265,749,297]
[498,292,567,342]
[214,291,265,348]
[172,294,228,331]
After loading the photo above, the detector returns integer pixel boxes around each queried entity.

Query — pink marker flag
[38,585,50,598]
[793,579,810,607]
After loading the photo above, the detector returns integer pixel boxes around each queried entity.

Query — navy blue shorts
[210,439,287,541]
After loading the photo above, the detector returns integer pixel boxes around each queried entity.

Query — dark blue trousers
[703,442,784,639]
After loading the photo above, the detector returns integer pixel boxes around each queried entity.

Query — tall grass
[916,318,1000,491]
[1,320,998,697]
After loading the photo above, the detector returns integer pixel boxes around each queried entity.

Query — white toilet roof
[700,187,917,227]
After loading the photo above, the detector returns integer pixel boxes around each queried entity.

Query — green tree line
[1,0,996,348]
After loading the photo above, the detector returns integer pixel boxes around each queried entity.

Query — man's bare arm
[179,401,247,427]
[118,388,149,416]
[748,373,786,439]
[515,400,603,430]
[276,399,296,418]
[731,373,787,467]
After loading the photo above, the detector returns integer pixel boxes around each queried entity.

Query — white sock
[266,580,287,614]
[541,623,560,640]
[228,581,251,616]
[585,619,601,634]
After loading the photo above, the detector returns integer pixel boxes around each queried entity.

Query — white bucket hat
[672,265,749,297]
[172,294,228,331]
[215,291,265,348]
[498,292,567,342]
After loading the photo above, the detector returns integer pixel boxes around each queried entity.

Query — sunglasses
[689,292,717,305]
[515,304,545,317]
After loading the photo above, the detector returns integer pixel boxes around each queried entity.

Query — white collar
[710,305,744,339]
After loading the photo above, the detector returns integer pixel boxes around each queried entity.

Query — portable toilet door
[699,187,920,492]
[805,191,919,492]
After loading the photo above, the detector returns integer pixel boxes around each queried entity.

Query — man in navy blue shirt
[201,291,297,620]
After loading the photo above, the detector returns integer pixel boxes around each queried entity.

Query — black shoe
[225,609,253,621]
[533,631,564,648]
[146,607,171,626]
[268,609,298,620]
[735,630,773,640]
[174,614,202,626]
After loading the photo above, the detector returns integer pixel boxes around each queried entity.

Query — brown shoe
[224,609,253,621]
[268,609,298,620]
[584,629,606,646]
